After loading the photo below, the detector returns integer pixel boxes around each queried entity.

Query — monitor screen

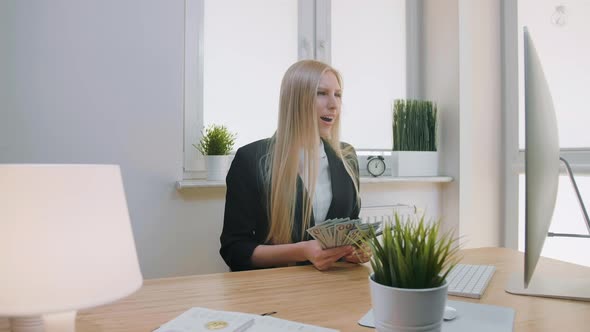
[505,28,590,301]
[522,26,560,288]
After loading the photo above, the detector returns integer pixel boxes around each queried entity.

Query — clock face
[367,157,386,177]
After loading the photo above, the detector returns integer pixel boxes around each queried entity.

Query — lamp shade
[0,164,143,316]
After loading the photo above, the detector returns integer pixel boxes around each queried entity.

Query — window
[517,1,590,148]
[203,0,298,150]
[518,175,590,267]
[506,0,590,266]
[183,0,406,178]
[332,0,406,149]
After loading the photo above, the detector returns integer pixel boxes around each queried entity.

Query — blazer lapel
[294,176,315,242]
[324,142,348,219]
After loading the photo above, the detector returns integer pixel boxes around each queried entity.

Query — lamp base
[10,311,76,332]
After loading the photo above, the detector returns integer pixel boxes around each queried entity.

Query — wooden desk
[1,248,589,331]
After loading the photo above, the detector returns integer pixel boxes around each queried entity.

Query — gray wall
[1,0,229,278]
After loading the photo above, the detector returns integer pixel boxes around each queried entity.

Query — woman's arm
[251,240,354,271]
[220,144,267,271]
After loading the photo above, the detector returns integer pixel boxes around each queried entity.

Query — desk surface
[1,247,590,332]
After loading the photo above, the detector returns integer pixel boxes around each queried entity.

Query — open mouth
[320,116,333,123]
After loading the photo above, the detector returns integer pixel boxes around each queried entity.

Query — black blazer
[219,138,360,271]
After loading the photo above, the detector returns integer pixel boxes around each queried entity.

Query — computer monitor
[505,27,590,301]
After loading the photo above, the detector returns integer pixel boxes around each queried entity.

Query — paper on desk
[155,307,339,332]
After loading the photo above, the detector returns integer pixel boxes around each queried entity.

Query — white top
[298,141,333,224]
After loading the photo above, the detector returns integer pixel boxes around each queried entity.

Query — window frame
[183,0,205,179]
[182,0,415,180]
[501,0,590,249]
[182,0,327,179]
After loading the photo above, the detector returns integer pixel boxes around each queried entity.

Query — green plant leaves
[392,99,438,151]
[193,124,237,156]
[361,213,459,289]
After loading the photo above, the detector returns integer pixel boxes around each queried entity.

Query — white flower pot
[206,155,230,181]
[391,151,438,177]
[369,274,448,332]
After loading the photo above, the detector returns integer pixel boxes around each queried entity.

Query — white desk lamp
[0,164,143,332]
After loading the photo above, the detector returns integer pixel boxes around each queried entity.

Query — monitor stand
[547,157,590,238]
[506,273,590,302]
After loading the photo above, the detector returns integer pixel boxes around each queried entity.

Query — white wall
[421,0,461,237]
[458,0,503,247]
[0,0,228,278]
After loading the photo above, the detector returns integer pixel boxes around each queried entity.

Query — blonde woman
[220,60,369,271]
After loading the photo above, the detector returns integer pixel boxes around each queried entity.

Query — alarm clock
[367,156,386,177]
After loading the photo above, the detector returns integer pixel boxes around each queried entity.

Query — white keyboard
[446,264,496,299]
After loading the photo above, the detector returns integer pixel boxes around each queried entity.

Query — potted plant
[193,124,237,181]
[391,99,438,176]
[360,214,459,332]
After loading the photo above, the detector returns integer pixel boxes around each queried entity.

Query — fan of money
[306,218,382,249]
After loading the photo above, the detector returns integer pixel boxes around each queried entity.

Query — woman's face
[315,70,342,139]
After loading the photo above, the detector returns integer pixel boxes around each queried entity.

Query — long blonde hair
[264,60,359,244]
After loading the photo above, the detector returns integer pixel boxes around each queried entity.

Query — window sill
[175,176,453,190]
[360,176,453,184]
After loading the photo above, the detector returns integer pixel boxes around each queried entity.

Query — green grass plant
[393,99,438,151]
[193,124,237,156]
[361,214,459,289]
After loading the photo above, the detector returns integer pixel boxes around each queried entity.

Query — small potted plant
[193,124,237,181]
[391,99,438,176]
[360,214,459,332]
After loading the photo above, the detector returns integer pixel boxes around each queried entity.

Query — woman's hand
[343,243,372,264]
[301,240,354,271]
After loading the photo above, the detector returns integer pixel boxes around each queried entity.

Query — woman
[220,60,369,271]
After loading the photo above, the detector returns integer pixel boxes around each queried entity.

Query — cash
[306,218,382,249]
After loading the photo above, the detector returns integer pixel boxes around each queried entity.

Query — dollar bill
[306,218,381,249]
